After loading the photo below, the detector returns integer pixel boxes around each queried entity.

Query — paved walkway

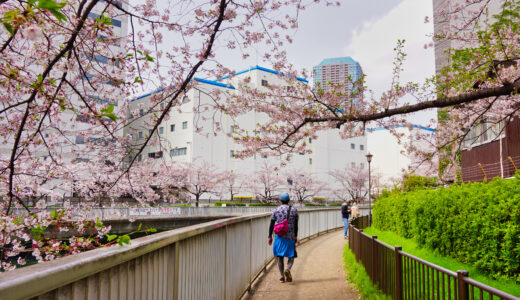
[244,230,360,300]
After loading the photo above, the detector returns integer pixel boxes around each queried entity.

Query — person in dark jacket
[268,193,299,283]
[341,200,351,239]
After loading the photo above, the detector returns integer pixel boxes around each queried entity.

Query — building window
[230,125,235,133]
[309,137,312,144]
[170,147,187,157]
[360,144,364,150]
[138,154,142,162]
[230,150,235,158]
[182,121,188,129]
[75,136,85,144]
[309,158,313,165]
[360,163,365,169]
[138,131,143,139]
[148,151,163,159]
[139,108,144,116]
[262,154,268,159]
[170,124,175,132]
[182,96,189,104]
[351,162,356,168]
[350,143,355,150]
[159,127,164,134]
[160,103,165,109]
[261,79,268,87]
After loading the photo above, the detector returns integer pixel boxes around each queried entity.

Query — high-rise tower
[312,57,363,95]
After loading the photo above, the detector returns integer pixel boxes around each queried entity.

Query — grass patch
[363,227,520,297]
[343,243,392,300]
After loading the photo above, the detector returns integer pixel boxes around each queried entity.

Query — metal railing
[10,205,370,220]
[0,208,343,300]
[349,216,519,300]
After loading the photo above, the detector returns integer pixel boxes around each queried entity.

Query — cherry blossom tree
[219,170,247,202]
[159,161,222,207]
[329,165,369,203]
[285,169,326,204]
[250,161,285,203]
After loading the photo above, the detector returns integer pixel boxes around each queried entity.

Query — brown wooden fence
[348,216,519,300]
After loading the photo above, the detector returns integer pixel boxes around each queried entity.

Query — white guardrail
[0,208,343,300]
[11,205,370,219]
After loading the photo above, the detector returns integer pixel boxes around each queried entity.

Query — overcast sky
[220,0,437,125]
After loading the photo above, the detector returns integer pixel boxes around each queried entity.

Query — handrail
[0,208,342,300]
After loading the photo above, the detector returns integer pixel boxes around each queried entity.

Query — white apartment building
[126,66,368,200]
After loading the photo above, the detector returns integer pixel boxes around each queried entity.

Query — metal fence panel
[225,222,252,300]
[177,230,226,300]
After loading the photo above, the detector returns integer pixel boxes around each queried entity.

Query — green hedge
[373,175,520,282]
[214,202,246,207]
[248,203,278,206]
[328,203,343,206]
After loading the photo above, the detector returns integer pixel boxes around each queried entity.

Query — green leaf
[2,22,14,35]
[49,210,58,218]
[137,223,142,231]
[95,14,112,26]
[48,8,66,22]
[101,104,114,113]
[144,53,154,62]
[28,0,38,4]
[37,75,43,83]
[147,228,157,233]
[106,234,117,242]
[117,235,131,246]
[105,113,117,122]
[95,217,104,228]
[37,0,66,10]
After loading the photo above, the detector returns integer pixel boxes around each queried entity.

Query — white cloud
[344,0,436,125]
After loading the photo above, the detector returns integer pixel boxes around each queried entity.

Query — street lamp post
[366,152,373,226]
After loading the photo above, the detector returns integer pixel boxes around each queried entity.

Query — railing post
[173,242,180,300]
[248,219,252,293]
[395,246,403,300]
[357,229,363,262]
[371,236,377,281]
[457,270,469,300]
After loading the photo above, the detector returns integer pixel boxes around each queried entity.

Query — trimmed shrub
[373,175,520,282]
[304,203,326,206]
[214,202,246,207]
[248,203,278,206]
[328,203,343,206]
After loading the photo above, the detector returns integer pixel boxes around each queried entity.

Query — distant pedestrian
[341,200,351,239]
[268,193,299,283]
[351,201,360,219]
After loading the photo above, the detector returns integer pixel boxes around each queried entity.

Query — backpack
[273,206,292,236]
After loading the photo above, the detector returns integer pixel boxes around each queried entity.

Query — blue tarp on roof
[367,124,435,132]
